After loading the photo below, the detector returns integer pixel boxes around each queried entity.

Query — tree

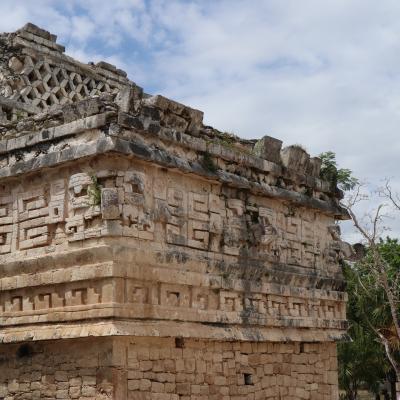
[319,151,359,191]
[338,263,388,399]
[339,254,399,399]
[338,321,387,400]
[319,152,400,399]
[344,183,400,399]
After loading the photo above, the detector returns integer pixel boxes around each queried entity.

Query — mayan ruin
[0,23,351,399]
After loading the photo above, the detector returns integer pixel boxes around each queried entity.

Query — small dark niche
[244,373,253,385]
[300,342,305,353]
[16,343,34,359]
[175,337,185,349]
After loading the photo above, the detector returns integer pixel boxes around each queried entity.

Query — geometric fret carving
[0,169,343,271]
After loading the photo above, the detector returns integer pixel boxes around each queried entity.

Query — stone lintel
[0,320,348,344]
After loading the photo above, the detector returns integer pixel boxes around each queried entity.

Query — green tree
[345,184,400,390]
[321,153,400,398]
[338,322,387,399]
[351,238,400,393]
[319,151,359,191]
[338,262,394,399]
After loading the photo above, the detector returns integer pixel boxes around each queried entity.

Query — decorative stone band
[0,251,347,337]
[0,163,347,274]
[0,278,346,326]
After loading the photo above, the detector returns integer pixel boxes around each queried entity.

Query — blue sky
[2,0,400,240]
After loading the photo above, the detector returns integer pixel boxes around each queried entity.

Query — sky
[1,0,400,241]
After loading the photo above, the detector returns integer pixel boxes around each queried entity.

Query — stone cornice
[0,100,349,219]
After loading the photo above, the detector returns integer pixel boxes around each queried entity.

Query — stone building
[0,23,349,399]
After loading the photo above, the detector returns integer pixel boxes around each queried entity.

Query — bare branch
[372,204,386,242]
[380,178,400,212]
[344,180,400,382]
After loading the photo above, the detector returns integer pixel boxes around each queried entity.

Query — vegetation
[339,258,398,399]
[88,175,102,206]
[201,151,218,173]
[321,151,400,398]
[319,151,359,191]
[14,109,25,121]
[217,130,237,146]
[338,320,387,399]
[206,129,253,155]
[343,184,400,397]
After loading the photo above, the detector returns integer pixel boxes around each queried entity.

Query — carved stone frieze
[0,23,349,400]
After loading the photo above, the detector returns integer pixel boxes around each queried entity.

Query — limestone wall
[0,337,338,400]
[0,338,118,399]
[125,337,339,400]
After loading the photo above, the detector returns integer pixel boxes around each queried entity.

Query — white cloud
[69,15,96,43]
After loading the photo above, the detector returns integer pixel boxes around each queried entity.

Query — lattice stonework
[10,55,120,110]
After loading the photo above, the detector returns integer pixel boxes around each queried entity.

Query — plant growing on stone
[201,151,218,173]
[319,151,358,191]
[88,175,102,206]
[14,110,24,121]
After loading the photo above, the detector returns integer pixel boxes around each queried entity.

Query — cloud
[1,0,400,240]
[69,15,96,43]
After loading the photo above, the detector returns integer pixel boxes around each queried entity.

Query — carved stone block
[101,188,120,219]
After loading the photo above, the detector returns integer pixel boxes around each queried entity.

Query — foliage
[15,109,24,121]
[319,151,358,191]
[338,263,392,399]
[201,151,218,173]
[338,322,387,398]
[218,131,237,146]
[354,239,400,351]
[88,175,102,206]
[208,130,252,155]
[338,238,400,399]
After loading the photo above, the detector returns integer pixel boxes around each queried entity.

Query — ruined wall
[0,338,119,399]
[0,23,349,399]
[0,337,338,400]
[0,23,135,122]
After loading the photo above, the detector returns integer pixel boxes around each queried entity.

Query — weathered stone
[144,95,203,134]
[253,135,283,163]
[19,22,56,41]
[280,144,311,173]
[114,85,142,113]
[308,156,322,177]
[101,188,120,219]
[0,23,349,400]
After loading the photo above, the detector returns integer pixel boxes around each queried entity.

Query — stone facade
[0,337,339,400]
[0,23,349,399]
